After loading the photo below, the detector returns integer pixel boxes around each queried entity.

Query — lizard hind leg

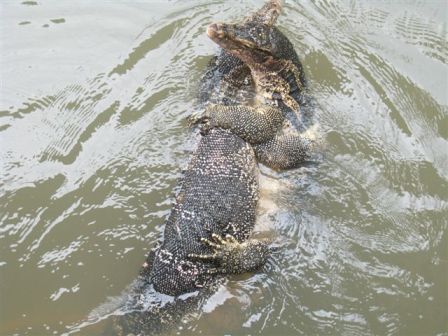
[188,233,270,275]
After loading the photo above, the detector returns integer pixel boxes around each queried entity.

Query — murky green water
[1,0,447,335]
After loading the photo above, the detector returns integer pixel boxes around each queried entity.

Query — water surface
[1,0,447,335]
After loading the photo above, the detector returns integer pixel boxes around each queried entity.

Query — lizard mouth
[207,22,270,55]
[207,23,274,69]
[207,23,240,49]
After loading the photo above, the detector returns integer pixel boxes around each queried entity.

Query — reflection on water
[1,0,447,335]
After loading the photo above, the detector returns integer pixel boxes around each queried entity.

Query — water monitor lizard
[107,0,315,334]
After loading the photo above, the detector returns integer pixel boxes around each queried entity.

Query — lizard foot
[187,111,213,135]
[188,233,269,275]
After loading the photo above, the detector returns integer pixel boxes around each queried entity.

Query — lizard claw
[188,233,269,274]
[187,112,210,127]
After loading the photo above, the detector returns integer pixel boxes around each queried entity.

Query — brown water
[1,0,447,335]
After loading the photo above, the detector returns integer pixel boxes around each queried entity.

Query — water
[1,0,447,335]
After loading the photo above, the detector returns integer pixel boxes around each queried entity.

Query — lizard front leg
[196,104,284,144]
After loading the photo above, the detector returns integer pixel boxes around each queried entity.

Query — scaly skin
[198,1,307,122]
[109,1,313,334]
[196,104,284,144]
[152,0,302,297]
[148,128,263,296]
[110,127,271,335]
[189,233,269,275]
[200,1,318,170]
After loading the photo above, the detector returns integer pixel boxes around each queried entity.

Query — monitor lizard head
[206,0,283,65]
[207,22,276,65]
[207,1,301,112]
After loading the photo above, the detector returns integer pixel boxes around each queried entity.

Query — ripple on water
[1,0,447,335]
